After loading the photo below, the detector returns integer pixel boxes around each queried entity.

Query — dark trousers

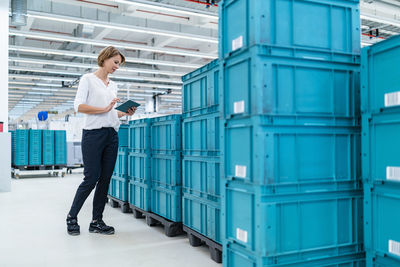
[68,127,118,220]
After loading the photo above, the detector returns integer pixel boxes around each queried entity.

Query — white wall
[0,0,8,132]
[0,0,10,192]
[0,133,11,192]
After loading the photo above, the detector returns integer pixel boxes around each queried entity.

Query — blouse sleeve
[74,75,89,112]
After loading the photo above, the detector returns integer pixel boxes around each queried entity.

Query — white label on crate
[232,36,243,51]
[385,91,400,107]
[233,100,245,114]
[235,165,247,178]
[386,166,400,181]
[389,240,400,256]
[236,228,248,243]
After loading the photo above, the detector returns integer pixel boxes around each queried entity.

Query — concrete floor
[0,173,221,267]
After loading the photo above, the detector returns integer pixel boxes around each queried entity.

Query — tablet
[115,100,141,113]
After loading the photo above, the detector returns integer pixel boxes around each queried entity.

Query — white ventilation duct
[11,0,27,26]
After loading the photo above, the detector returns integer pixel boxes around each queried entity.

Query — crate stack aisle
[148,115,183,237]
[11,129,67,178]
[108,124,131,213]
[361,35,400,266]
[181,60,223,262]
[219,0,364,266]
[127,119,152,218]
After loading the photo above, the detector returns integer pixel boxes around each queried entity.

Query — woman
[66,46,136,236]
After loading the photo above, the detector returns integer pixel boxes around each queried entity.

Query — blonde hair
[97,46,125,67]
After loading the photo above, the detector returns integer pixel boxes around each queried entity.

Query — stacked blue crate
[219,0,360,62]
[361,35,400,267]
[29,130,42,166]
[42,130,55,166]
[108,124,130,202]
[109,148,129,201]
[11,130,29,166]
[128,119,151,212]
[54,130,67,165]
[118,124,129,147]
[181,60,222,246]
[150,115,182,222]
[219,0,364,266]
[109,123,129,199]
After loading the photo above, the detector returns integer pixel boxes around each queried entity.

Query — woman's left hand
[126,107,137,116]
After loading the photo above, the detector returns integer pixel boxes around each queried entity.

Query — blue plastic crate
[128,149,151,184]
[223,181,364,266]
[362,112,400,184]
[129,179,151,212]
[223,115,361,189]
[182,111,220,157]
[182,192,221,244]
[221,45,360,122]
[151,154,181,187]
[29,130,42,166]
[150,115,182,154]
[225,241,366,267]
[151,182,182,222]
[109,175,129,202]
[55,130,67,165]
[12,130,29,166]
[219,0,360,63]
[42,130,55,165]
[361,35,400,114]
[182,59,219,115]
[113,147,128,176]
[128,119,151,152]
[118,124,129,147]
[182,155,220,198]
[364,182,400,267]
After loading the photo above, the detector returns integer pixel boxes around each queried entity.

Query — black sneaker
[66,216,80,236]
[89,219,115,235]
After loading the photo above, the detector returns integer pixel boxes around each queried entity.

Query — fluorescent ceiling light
[121,82,181,90]
[162,95,182,99]
[8,74,76,82]
[9,57,185,77]
[361,42,373,47]
[10,86,59,92]
[124,88,181,94]
[112,0,218,20]
[17,102,42,105]
[9,81,37,86]
[9,66,79,76]
[9,30,217,59]
[9,66,183,84]
[162,99,181,102]
[27,11,217,44]
[9,81,63,87]
[9,46,202,69]
[132,93,153,97]
[17,100,42,103]
[27,92,53,95]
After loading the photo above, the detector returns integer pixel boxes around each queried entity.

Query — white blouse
[74,73,120,131]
